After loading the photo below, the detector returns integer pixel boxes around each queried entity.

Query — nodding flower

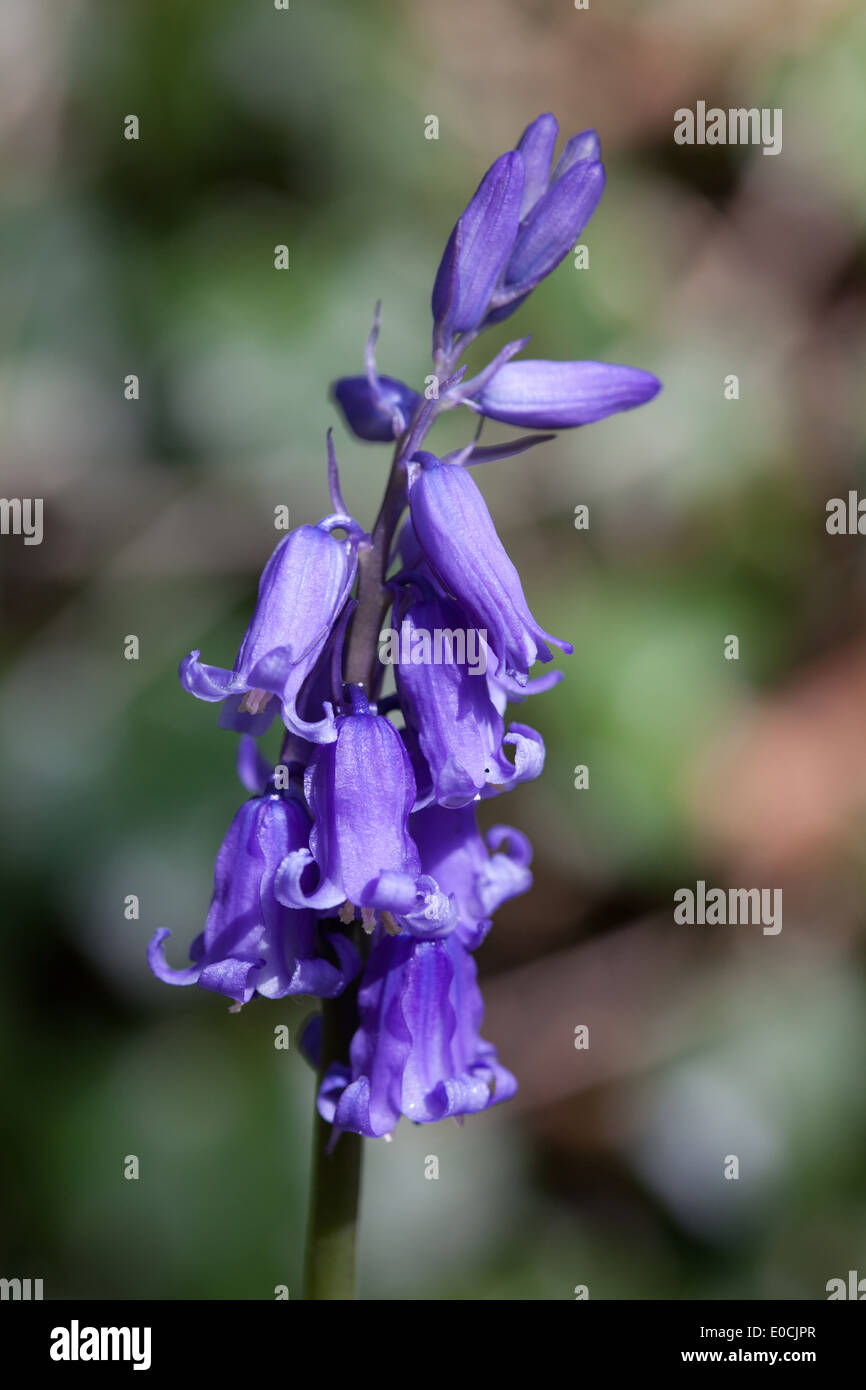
[148,790,359,1006]
[276,689,457,941]
[179,516,361,744]
[315,927,517,1139]
[408,452,573,681]
[394,594,545,809]
[431,149,524,359]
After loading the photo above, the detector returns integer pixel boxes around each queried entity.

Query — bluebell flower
[333,374,421,443]
[432,150,524,357]
[470,357,661,428]
[411,803,533,950]
[408,451,572,680]
[277,689,456,939]
[148,791,360,1004]
[394,593,545,807]
[316,927,517,1138]
[180,519,359,743]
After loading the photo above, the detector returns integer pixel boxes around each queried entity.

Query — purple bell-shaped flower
[392,593,545,807]
[148,791,360,1005]
[408,452,572,681]
[179,518,359,743]
[277,689,457,939]
[317,927,517,1138]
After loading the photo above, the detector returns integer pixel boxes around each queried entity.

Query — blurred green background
[2,0,866,1300]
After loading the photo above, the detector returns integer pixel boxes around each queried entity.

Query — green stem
[304,991,364,1300]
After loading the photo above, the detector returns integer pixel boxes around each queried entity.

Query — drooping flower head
[153,110,663,1150]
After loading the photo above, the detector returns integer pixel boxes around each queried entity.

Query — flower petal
[481,722,546,795]
[147,793,358,1005]
[505,159,605,290]
[552,127,601,181]
[274,847,345,912]
[179,651,243,702]
[516,111,558,218]
[237,734,273,795]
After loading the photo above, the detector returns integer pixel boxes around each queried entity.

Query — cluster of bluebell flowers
[150,114,660,1140]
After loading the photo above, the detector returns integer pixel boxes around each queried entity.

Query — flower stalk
[304,990,364,1301]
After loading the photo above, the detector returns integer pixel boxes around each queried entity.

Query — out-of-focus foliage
[2,0,866,1299]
